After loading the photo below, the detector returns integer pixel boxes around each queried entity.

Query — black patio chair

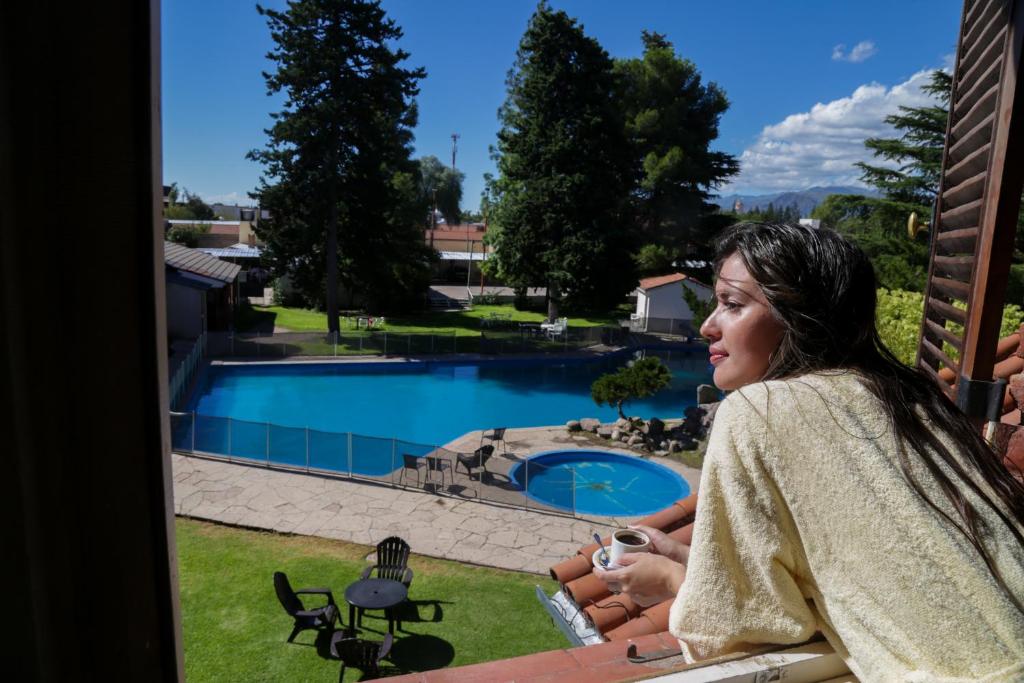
[273,571,338,643]
[456,444,494,480]
[425,454,453,488]
[331,632,393,682]
[398,453,427,487]
[480,427,508,455]
[360,536,414,587]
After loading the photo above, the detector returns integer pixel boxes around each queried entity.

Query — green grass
[235,303,627,335]
[177,517,564,682]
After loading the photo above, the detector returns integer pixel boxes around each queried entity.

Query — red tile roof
[638,273,689,291]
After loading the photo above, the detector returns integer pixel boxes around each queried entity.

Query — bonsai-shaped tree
[591,357,672,420]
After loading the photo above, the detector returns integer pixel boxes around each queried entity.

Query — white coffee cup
[609,528,651,566]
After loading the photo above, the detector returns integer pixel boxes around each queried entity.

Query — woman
[595,223,1024,681]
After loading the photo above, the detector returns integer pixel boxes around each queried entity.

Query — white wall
[166,282,204,339]
[638,280,711,320]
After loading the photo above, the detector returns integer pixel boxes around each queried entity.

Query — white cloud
[722,67,941,194]
[832,40,878,63]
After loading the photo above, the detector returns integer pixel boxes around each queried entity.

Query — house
[164,240,240,340]
[634,273,712,335]
[166,219,261,249]
[426,223,493,283]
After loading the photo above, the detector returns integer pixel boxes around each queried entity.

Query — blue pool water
[187,351,712,446]
[510,450,690,516]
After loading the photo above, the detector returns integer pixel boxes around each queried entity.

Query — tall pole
[450,133,460,171]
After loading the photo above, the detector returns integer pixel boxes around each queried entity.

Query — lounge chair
[398,453,427,487]
[360,536,414,587]
[481,427,508,455]
[456,444,494,480]
[331,632,393,682]
[273,571,339,643]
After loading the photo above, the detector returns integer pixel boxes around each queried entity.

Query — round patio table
[345,578,407,634]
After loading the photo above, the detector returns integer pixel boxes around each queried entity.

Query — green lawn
[177,518,564,682]
[235,303,627,335]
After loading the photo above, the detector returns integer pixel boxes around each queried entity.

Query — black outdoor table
[345,578,408,635]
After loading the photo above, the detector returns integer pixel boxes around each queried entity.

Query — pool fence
[205,324,631,359]
[170,411,591,518]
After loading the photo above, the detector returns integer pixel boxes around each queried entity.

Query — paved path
[173,426,701,575]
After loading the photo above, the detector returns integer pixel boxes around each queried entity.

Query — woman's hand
[593,553,686,607]
[629,524,690,566]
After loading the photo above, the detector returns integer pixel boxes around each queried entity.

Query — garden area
[178,517,563,681]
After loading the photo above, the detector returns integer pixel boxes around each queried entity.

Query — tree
[166,222,210,248]
[487,4,637,320]
[591,356,672,419]
[614,32,738,254]
[633,243,677,277]
[249,0,432,328]
[856,70,951,206]
[164,185,215,220]
[418,155,464,225]
[682,284,713,332]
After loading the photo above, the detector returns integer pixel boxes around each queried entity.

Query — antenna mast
[450,133,460,170]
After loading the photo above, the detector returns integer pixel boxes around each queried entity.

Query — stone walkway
[173,426,701,575]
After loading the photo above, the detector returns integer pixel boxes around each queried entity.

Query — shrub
[591,356,671,419]
[876,288,1024,366]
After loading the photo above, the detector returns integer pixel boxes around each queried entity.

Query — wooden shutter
[917,0,1024,410]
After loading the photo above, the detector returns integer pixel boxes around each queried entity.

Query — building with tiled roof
[164,241,240,341]
[633,273,712,337]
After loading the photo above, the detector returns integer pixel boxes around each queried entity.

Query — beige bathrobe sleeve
[668,373,1024,681]
[668,389,819,661]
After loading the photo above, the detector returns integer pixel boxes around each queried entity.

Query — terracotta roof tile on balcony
[548,495,698,644]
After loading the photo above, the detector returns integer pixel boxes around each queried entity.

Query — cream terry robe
[669,372,1024,682]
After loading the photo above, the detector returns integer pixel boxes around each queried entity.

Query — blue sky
[163,0,962,209]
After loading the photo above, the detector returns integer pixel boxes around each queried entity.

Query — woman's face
[699,253,786,391]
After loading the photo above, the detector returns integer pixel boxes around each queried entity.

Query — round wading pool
[509,450,689,516]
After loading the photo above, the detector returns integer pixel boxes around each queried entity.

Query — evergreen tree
[856,70,951,206]
[418,155,464,226]
[614,32,738,254]
[487,4,637,320]
[249,0,431,328]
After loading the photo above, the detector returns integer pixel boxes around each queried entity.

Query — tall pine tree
[615,32,738,253]
[487,4,637,320]
[249,0,432,328]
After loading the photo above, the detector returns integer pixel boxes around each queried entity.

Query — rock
[659,440,669,450]
[648,417,665,439]
[683,405,702,419]
[627,434,643,446]
[620,435,630,443]
[580,418,601,433]
[611,428,622,441]
[678,435,697,450]
[615,417,630,430]
[697,384,720,405]
[597,426,613,439]
[566,420,581,432]
[654,450,669,457]
[700,402,720,433]
[1010,374,1024,409]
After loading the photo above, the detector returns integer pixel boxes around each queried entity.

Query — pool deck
[173,425,701,575]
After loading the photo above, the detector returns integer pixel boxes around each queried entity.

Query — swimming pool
[509,450,690,516]
[187,350,712,445]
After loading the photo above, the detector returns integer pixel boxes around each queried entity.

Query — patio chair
[273,571,339,643]
[361,536,415,587]
[456,444,494,480]
[398,453,427,487]
[425,455,453,488]
[481,427,508,455]
[331,632,393,682]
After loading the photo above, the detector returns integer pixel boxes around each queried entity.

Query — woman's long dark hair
[715,222,1024,611]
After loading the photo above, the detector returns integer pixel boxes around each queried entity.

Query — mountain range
[711,185,879,217]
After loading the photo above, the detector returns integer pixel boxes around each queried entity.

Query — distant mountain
[711,185,879,217]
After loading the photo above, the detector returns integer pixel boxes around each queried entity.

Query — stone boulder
[697,384,720,405]
[627,434,643,446]
[597,426,614,439]
[647,417,665,440]
[611,428,622,441]
[566,420,582,432]
[580,418,601,433]
[701,402,720,433]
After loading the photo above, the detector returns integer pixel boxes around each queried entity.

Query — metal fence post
[384,331,388,355]
[524,459,530,511]
[454,331,457,353]
[230,332,235,356]
[359,334,363,352]
[431,334,435,354]
[391,438,397,487]
[571,467,576,517]
[305,427,310,472]
[191,411,196,452]
[408,335,411,355]
[334,331,337,357]
[227,417,232,459]
[266,421,271,466]
[347,432,353,479]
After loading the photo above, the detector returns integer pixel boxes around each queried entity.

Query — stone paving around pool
[172,425,701,575]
